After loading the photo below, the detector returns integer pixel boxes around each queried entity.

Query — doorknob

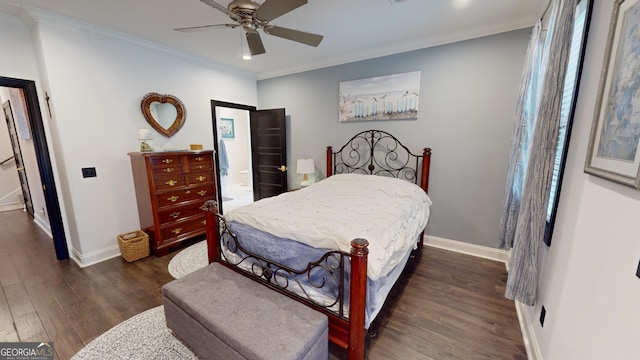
[277,165,287,172]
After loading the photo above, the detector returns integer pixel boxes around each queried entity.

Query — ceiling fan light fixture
[240,32,252,60]
[191,0,322,56]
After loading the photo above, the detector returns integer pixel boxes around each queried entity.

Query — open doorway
[211,100,288,213]
[2,97,33,215]
[0,76,68,260]
[211,101,256,214]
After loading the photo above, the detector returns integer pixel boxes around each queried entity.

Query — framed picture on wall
[584,0,640,189]
[338,71,421,122]
[220,118,235,139]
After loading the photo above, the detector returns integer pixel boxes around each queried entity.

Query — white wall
[524,1,640,359]
[257,29,530,248]
[0,12,50,230]
[10,9,257,266]
[216,107,251,186]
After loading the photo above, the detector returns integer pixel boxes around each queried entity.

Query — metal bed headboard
[326,129,431,192]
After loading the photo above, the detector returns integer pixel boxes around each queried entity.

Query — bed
[204,130,432,359]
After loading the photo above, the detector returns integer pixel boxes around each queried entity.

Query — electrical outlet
[540,306,546,327]
[82,167,97,178]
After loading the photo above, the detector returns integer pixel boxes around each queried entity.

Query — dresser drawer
[187,154,211,164]
[160,216,207,242]
[150,154,183,168]
[156,185,215,208]
[152,165,184,177]
[157,202,210,224]
[153,175,187,191]
[187,171,214,185]
[189,161,212,172]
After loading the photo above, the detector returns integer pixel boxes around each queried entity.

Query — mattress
[223,173,433,280]
[219,173,433,327]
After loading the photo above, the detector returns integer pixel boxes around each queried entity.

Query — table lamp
[296,159,315,187]
[138,128,154,152]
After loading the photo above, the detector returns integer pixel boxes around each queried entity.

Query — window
[544,0,592,246]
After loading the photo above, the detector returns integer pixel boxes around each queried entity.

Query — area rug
[71,306,198,360]
[168,240,208,279]
[72,243,210,359]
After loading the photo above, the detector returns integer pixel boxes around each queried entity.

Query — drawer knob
[165,180,177,186]
[198,190,208,196]
[200,205,207,211]
[196,165,205,169]
[195,156,204,161]
[170,212,180,219]
[168,196,179,202]
[164,168,175,173]
[196,176,206,182]
[162,159,173,164]
[201,220,206,225]
[172,228,182,235]
[185,190,192,194]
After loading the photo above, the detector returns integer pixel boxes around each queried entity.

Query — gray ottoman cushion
[163,262,328,360]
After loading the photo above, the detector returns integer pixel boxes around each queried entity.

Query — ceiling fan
[175,0,324,56]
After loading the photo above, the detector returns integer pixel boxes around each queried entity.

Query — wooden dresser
[128,150,216,256]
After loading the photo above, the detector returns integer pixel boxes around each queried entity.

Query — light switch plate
[82,167,97,178]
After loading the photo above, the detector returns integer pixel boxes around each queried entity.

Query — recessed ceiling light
[453,0,472,8]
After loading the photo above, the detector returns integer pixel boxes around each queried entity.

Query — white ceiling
[0,0,547,79]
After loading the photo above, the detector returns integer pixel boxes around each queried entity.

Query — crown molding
[257,18,537,80]
[18,6,255,80]
[0,10,28,31]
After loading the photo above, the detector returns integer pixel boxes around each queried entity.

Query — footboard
[204,200,369,359]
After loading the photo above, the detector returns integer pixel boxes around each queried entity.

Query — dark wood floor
[0,210,526,359]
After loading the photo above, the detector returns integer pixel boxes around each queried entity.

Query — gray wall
[257,28,530,248]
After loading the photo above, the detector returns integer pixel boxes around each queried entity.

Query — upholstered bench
[162,262,328,360]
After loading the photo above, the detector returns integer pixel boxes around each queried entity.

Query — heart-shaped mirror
[141,92,186,137]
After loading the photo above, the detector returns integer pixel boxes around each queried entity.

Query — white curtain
[499,20,543,250]
[499,0,577,306]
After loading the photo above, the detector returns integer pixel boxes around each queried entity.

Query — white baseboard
[424,235,510,263]
[71,245,121,268]
[0,203,25,212]
[424,235,539,360]
[33,214,52,238]
[515,301,542,360]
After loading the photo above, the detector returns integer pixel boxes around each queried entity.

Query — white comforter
[224,173,432,280]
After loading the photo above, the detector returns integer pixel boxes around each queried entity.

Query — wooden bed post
[203,200,220,264]
[421,148,432,194]
[418,148,432,248]
[349,238,369,360]
[326,146,333,177]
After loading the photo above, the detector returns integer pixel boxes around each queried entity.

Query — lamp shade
[138,128,152,140]
[296,159,315,175]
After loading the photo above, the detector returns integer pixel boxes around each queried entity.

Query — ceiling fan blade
[263,25,323,47]
[174,24,238,32]
[246,32,266,55]
[200,0,240,21]
[256,0,307,22]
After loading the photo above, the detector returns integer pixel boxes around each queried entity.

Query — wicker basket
[117,230,150,262]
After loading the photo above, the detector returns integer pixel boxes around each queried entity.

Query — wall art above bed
[338,71,421,122]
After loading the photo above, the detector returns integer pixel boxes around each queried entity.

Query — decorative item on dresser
[128,150,216,256]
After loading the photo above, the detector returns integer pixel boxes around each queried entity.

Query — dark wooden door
[3,100,34,216]
[250,108,287,200]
